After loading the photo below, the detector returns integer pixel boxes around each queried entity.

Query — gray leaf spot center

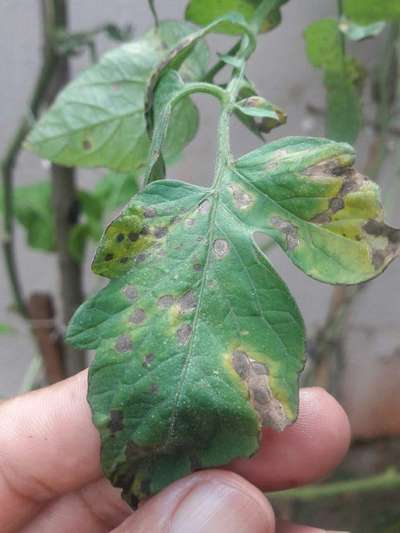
[213,239,229,258]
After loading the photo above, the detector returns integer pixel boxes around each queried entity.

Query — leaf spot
[128,232,139,242]
[232,350,250,379]
[144,207,157,218]
[193,262,203,272]
[130,308,146,324]
[119,257,129,264]
[372,250,385,269]
[135,253,146,264]
[213,239,229,258]
[229,184,253,209]
[123,285,138,300]
[109,409,124,432]
[143,353,155,368]
[270,216,299,251]
[177,324,192,344]
[158,295,174,308]
[82,139,92,150]
[154,226,168,238]
[179,291,197,311]
[105,253,114,261]
[329,197,344,213]
[116,233,125,242]
[149,383,159,394]
[115,335,133,353]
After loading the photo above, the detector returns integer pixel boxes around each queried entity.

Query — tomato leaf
[343,0,400,24]
[185,0,289,34]
[304,19,363,144]
[67,136,399,507]
[0,181,55,252]
[25,21,209,172]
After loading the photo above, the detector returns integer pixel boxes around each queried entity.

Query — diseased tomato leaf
[24,21,209,172]
[67,136,399,507]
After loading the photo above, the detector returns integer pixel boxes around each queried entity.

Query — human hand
[0,370,350,532]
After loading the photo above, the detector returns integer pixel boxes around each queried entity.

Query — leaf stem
[268,468,400,502]
[144,82,227,185]
[148,0,160,29]
[337,0,346,56]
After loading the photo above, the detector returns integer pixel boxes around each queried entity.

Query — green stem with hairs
[268,468,400,502]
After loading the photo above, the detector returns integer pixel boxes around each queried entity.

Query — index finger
[0,371,350,532]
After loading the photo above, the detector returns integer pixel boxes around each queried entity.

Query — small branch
[42,0,86,375]
[27,292,65,384]
[1,38,57,316]
[148,0,159,29]
[268,468,400,502]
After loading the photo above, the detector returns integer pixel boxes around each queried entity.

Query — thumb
[111,469,275,533]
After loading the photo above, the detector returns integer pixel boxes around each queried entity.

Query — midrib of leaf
[160,106,234,452]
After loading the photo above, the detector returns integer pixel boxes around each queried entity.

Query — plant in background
[2,0,400,518]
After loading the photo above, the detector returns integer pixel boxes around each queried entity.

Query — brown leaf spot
[372,250,386,270]
[177,324,192,344]
[193,262,202,272]
[154,226,168,239]
[119,257,129,264]
[270,216,299,251]
[115,335,133,353]
[213,239,229,258]
[158,295,174,308]
[143,353,155,368]
[130,308,146,324]
[229,184,252,209]
[82,139,92,150]
[135,253,146,264]
[232,350,250,379]
[128,232,139,242]
[109,409,124,432]
[251,361,269,375]
[179,291,197,311]
[116,233,125,242]
[329,197,344,213]
[105,253,114,261]
[149,383,159,394]
[144,207,157,218]
[123,285,138,300]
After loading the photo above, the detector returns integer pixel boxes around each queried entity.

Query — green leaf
[304,19,363,144]
[93,171,140,213]
[25,21,209,172]
[67,136,399,507]
[339,18,386,41]
[185,0,289,34]
[343,0,400,24]
[0,181,55,252]
[0,323,14,335]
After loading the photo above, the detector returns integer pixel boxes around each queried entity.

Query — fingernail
[171,478,272,533]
